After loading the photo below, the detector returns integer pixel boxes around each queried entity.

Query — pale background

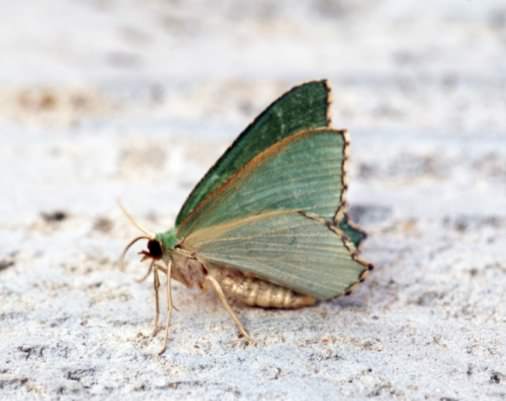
[1,1,505,400]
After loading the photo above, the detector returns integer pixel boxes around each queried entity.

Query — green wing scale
[175,80,366,248]
[338,214,367,248]
[176,80,332,226]
[177,129,371,299]
[184,211,368,300]
[177,129,346,238]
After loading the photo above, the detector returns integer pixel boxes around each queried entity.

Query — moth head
[138,237,164,261]
[118,200,165,269]
[137,230,177,262]
[119,235,159,271]
[117,200,179,270]
[144,238,163,259]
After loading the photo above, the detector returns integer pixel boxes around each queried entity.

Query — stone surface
[1,1,505,400]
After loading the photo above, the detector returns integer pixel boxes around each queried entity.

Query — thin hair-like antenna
[117,199,155,237]
[119,235,152,271]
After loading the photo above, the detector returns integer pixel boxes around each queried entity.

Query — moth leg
[155,265,167,274]
[159,261,174,355]
[152,263,161,336]
[136,263,153,283]
[152,263,180,312]
[204,275,254,344]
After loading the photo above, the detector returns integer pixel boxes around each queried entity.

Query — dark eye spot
[147,239,163,259]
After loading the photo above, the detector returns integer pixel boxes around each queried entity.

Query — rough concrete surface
[1,1,505,400]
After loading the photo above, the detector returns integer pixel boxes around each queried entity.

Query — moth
[121,80,373,354]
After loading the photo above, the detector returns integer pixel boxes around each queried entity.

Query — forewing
[177,129,346,238]
[183,210,369,300]
[176,80,331,226]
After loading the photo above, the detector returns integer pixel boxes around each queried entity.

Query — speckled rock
[1,1,505,400]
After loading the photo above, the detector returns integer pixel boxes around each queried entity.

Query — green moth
[121,80,373,354]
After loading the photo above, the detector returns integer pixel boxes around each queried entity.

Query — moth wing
[176,80,331,226]
[338,213,368,248]
[177,129,347,238]
[183,210,369,300]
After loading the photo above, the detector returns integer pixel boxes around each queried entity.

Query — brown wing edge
[324,78,333,126]
[298,210,374,299]
[329,128,373,293]
[333,128,369,249]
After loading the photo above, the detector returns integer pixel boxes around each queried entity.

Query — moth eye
[147,239,163,259]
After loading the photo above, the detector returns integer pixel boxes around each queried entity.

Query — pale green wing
[182,210,370,300]
[177,129,347,239]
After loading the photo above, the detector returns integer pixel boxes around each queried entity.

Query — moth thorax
[172,253,208,288]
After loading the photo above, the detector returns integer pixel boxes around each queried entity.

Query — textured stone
[1,1,505,400]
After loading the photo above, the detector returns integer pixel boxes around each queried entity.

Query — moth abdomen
[209,267,316,309]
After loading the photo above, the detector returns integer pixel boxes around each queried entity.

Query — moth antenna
[119,235,152,271]
[117,199,155,237]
